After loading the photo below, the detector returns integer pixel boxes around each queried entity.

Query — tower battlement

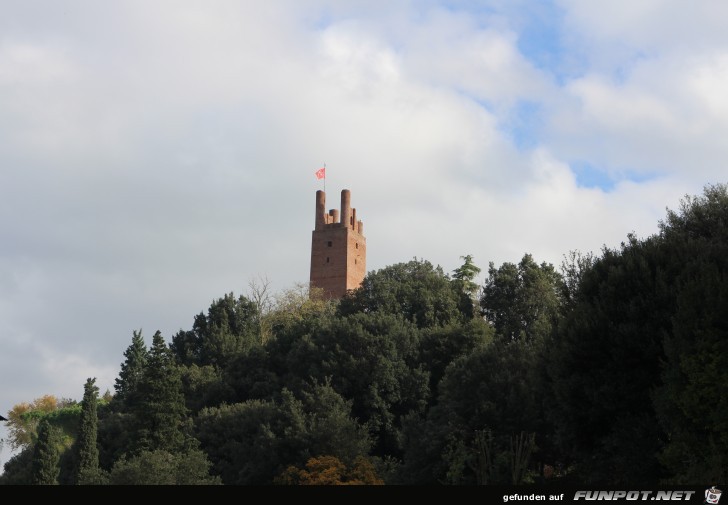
[310,189,366,298]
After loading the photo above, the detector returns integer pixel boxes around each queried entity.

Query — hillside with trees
[2,184,727,485]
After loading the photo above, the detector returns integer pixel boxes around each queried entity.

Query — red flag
[315,167,326,180]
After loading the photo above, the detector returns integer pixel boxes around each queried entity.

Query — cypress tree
[76,377,101,484]
[115,329,148,407]
[31,419,60,485]
[131,331,188,453]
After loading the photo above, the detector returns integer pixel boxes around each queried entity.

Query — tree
[548,236,670,485]
[31,419,61,485]
[96,410,132,474]
[195,399,286,485]
[276,312,429,456]
[248,274,273,343]
[5,395,59,450]
[0,447,34,485]
[223,346,279,404]
[179,363,232,413]
[277,456,383,485]
[559,250,595,308]
[296,381,372,464]
[402,340,543,484]
[130,331,188,453]
[656,264,728,483]
[481,254,564,344]
[652,184,728,483]
[170,293,259,368]
[4,398,81,485]
[452,254,482,299]
[114,330,148,408]
[339,259,471,328]
[266,283,335,334]
[109,449,220,485]
[418,318,492,395]
[544,185,728,484]
[195,385,371,485]
[75,377,103,484]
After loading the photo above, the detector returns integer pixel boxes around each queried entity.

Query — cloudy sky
[2,0,727,465]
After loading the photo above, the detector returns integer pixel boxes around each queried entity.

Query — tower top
[310,189,366,299]
[314,189,364,235]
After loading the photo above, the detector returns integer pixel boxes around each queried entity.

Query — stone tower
[310,189,366,299]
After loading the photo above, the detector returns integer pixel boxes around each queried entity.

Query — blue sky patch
[507,99,542,150]
[572,161,615,190]
[572,161,658,191]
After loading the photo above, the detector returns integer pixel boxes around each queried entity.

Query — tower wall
[310,189,366,299]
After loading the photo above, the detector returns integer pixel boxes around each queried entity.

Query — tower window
[326,257,330,263]
[354,259,357,264]
[327,241,332,247]
[355,243,359,249]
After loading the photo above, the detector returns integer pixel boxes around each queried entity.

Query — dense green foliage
[171,293,259,368]
[481,253,564,344]
[108,449,220,485]
[652,185,728,483]
[339,259,474,326]
[3,185,728,485]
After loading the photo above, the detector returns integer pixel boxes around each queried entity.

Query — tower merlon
[340,189,351,230]
[315,190,326,230]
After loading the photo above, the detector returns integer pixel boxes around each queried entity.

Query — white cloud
[544,49,728,182]
[559,0,728,52]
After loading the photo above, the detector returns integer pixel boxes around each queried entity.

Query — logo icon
[706,487,722,505]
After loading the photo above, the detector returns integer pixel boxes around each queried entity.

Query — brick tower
[310,189,366,299]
